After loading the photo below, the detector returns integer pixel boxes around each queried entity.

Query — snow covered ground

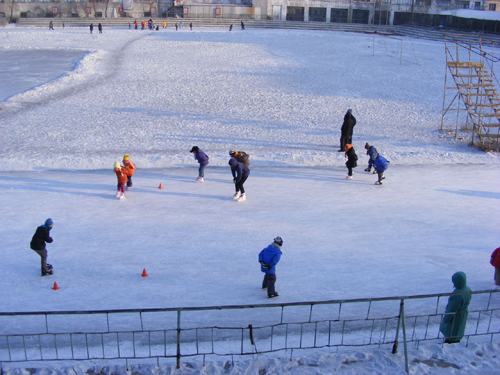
[0,25,499,374]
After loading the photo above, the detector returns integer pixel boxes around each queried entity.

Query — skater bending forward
[259,237,283,298]
[374,154,390,185]
[30,218,54,276]
[229,157,250,201]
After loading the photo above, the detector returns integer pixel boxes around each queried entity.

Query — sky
[0,25,499,375]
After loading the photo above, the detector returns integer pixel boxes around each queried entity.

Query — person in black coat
[229,157,250,201]
[345,144,358,179]
[30,218,54,276]
[339,109,356,152]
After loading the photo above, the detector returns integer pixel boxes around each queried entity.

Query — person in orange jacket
[122,154,136,189]
[114,161,128,199]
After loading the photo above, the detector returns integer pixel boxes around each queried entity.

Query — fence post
[400,299,409,374]
[176,310,181,369]
[392,299,410,374]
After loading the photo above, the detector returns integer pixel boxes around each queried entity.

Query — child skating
[364,143,379,173]
[373,154,390,185]
[30,218,54,276]
[345,144,358,179]
[122,154,136,189]
[114,161,128,199]
[190,146,209,182]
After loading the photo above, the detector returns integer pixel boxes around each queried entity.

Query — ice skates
[237,193,246,202]
[196,177,204,183]
[233,191,241,200]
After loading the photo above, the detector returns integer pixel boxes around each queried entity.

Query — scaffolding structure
[441,34,500,151]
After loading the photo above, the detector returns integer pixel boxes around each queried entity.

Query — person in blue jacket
[229,157,250,201]
[374,154,390,185]
[259,237,283,298]
[364,143,379,173]
[190,146,209,182]
[30,218,54,276]
[440,271,472,344]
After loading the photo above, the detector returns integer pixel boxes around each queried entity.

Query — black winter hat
[274,236,283,246]
[364,143,370,150]
[190,146,199,153]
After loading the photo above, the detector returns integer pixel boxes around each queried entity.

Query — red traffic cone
[52,282,60,290]
[142,268,148,277]
[159,183,163,189]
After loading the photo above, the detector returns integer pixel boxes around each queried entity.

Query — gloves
[233,178,237,183]
[259,260,270,270]
[364,167,371,173]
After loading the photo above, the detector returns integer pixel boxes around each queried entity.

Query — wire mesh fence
[1,290,499,369]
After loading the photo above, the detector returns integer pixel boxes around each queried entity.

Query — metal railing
[1,289,499,373]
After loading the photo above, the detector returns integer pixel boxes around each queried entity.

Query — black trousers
[262,273,277,296]
[235,175,249,194]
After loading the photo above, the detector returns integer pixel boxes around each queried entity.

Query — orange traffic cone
[52,282,60,290]
[159,183,163,189]
[142,268,148,277]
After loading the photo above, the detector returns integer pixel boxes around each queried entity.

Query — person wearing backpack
[229,150,250,166]
[229,157,250,201]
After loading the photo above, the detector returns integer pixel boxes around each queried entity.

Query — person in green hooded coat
[440,271,472,343]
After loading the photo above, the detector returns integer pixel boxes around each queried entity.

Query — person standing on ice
[98,23,103,34]
[440,271,472,344]
[190,146,209,182]
[344,144,358,179]
[89,23,94,34]
[490,246,500,287]
[114,161,128,199]
[229,157,250,201]
[373,153,389,185]
[259,237,283,298]
[339,109,356,152]
[364,143,379,173]
[30,218,54,276]
[122,154,136,189]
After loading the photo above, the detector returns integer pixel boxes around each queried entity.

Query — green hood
[452,271,467,290]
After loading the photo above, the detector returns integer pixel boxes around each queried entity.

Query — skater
[90,23,94,34]
[229,24,233,31]
[49,21,54,30]
[98,23,102,34]
[190,146,209,182]
[114,161,128,199]
[190,22,193,31]
[175,22,178,31]
[339,109,356,152]
[229,150,250,166]
[30,218,54,276]
[364,143,379,173]
[163,20,167,28]
[259,237,283,298]
[135,19,138,29]
[345,144,358,179]
[490,246,500,287]
[229,157,250,201]
[122,154,136,189]
[373,153,389,185]
[241,21,245,30]
[440,271,471,344]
